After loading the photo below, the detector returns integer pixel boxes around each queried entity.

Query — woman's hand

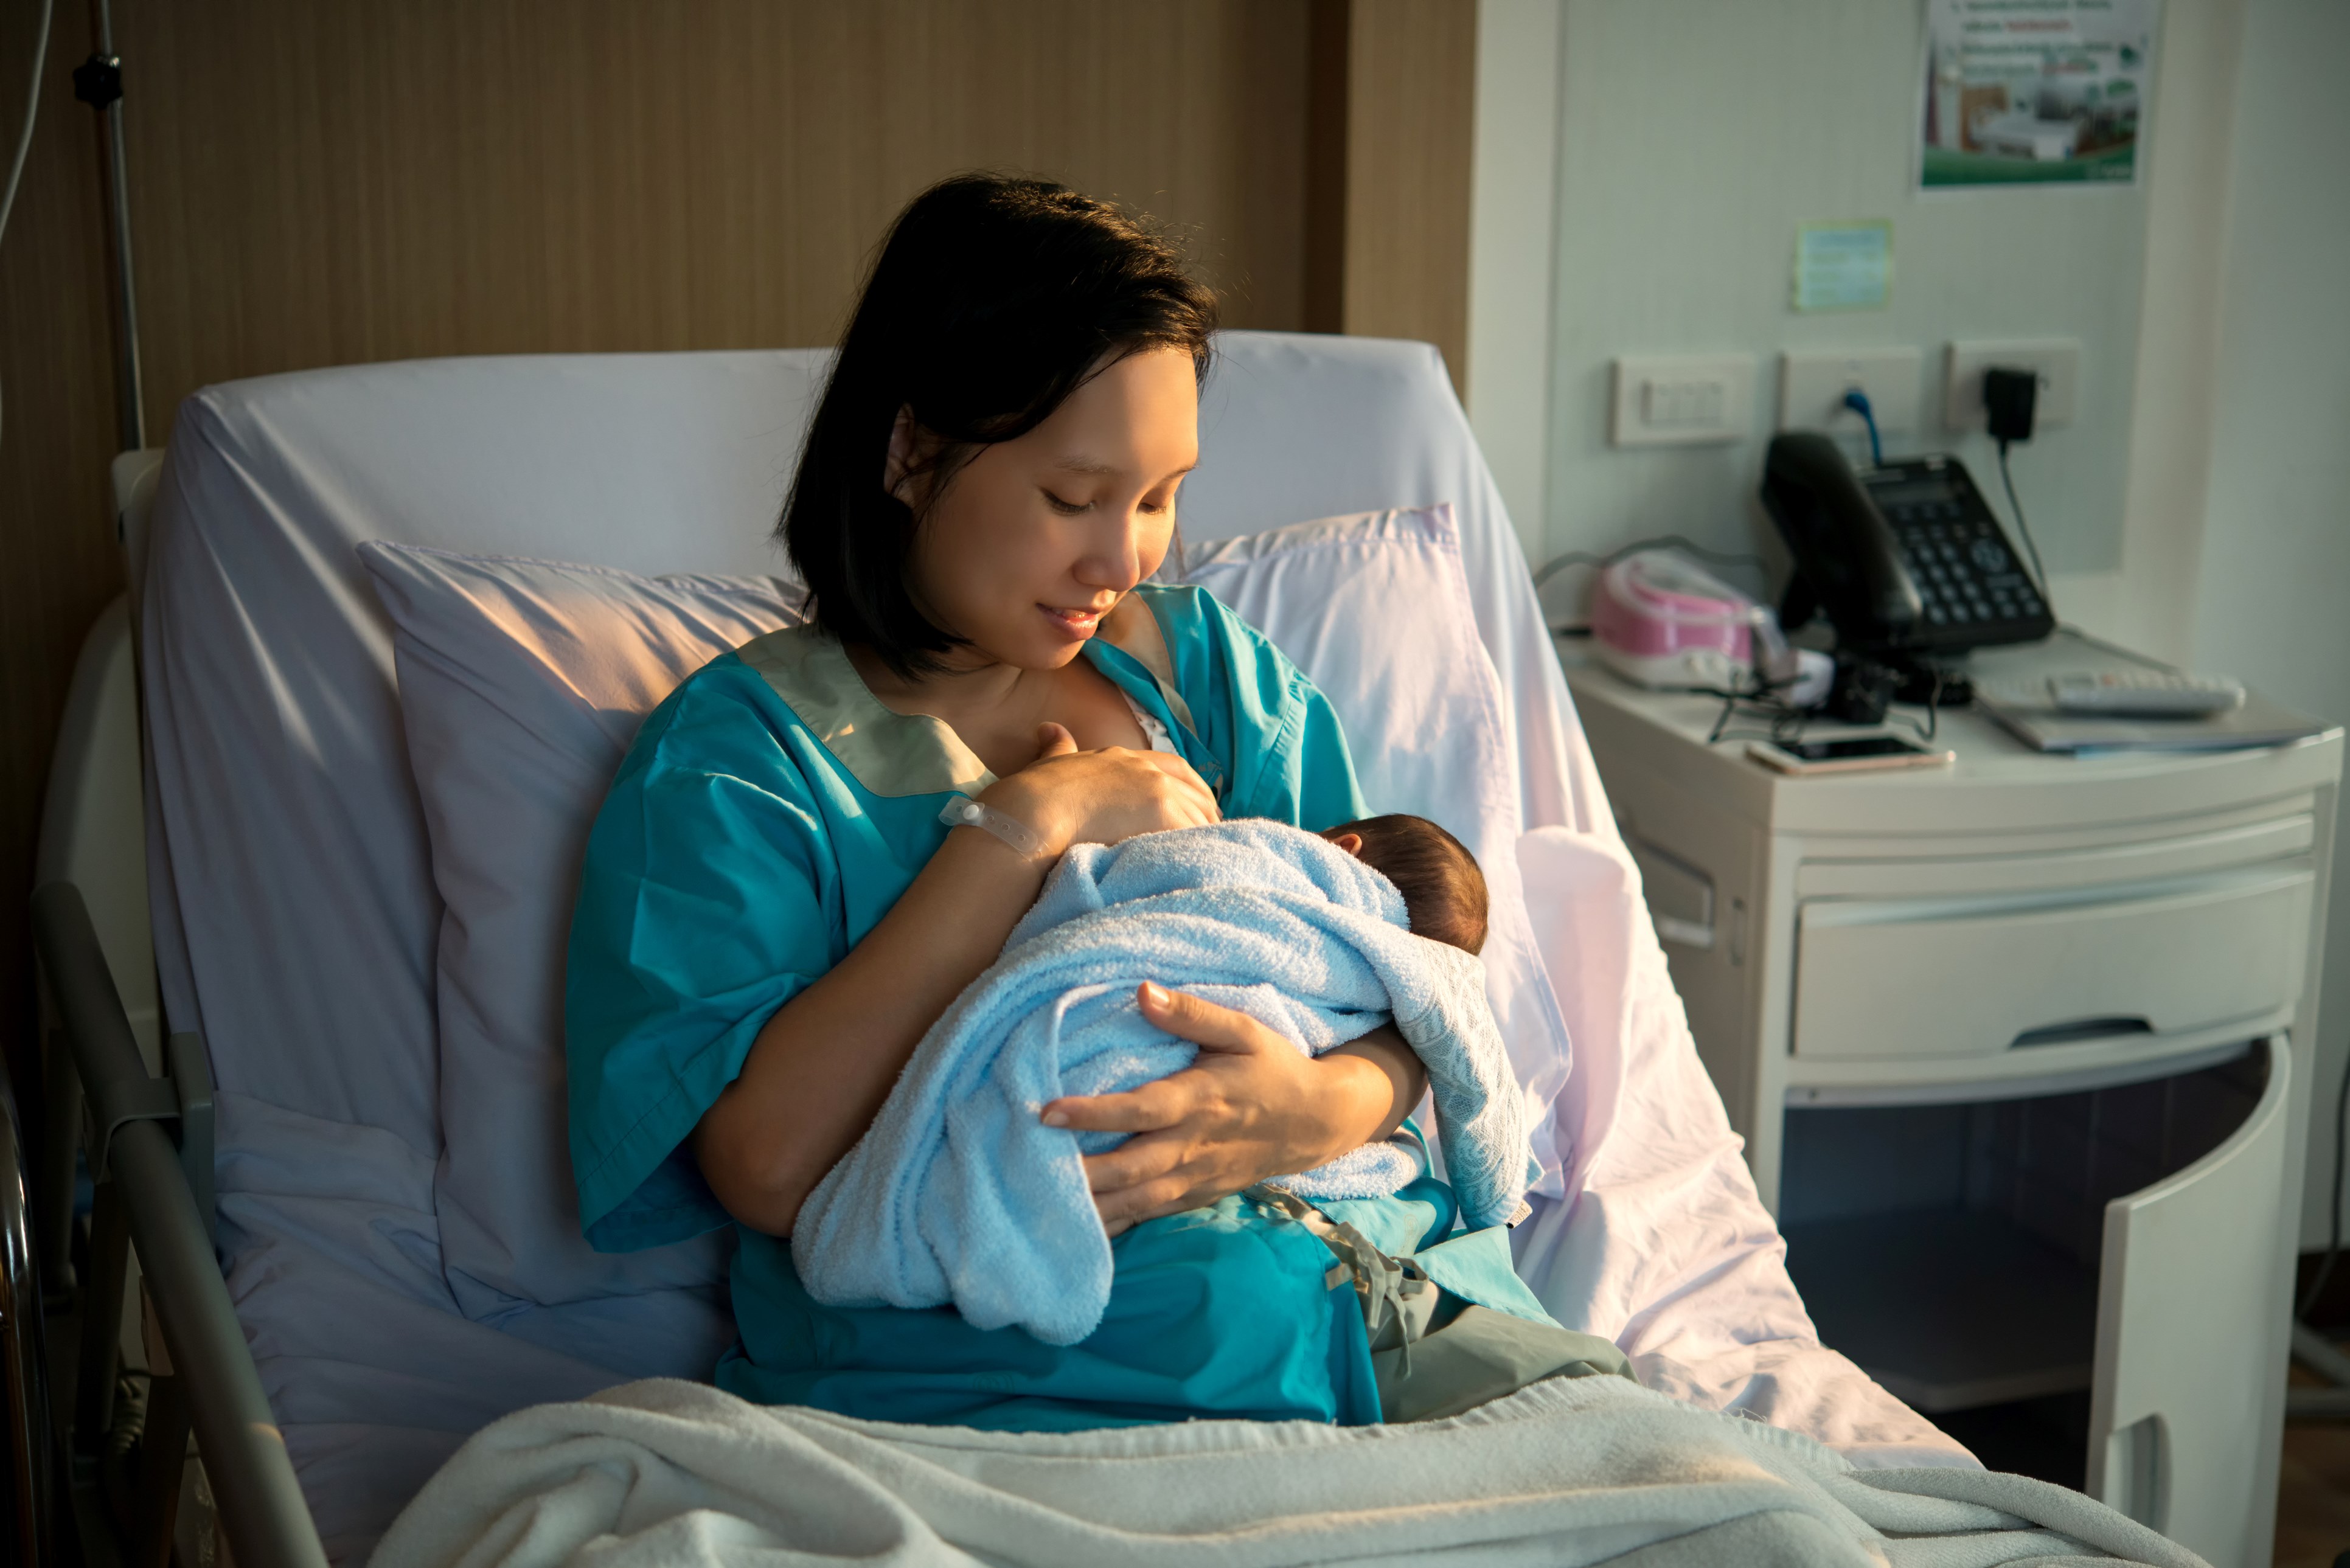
[1042,982,1428,1237]
[980,724,1218,858]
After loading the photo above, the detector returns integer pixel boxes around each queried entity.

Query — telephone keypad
[1866,465,2049,651]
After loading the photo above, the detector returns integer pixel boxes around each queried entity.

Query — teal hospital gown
[566,582,1544,1431]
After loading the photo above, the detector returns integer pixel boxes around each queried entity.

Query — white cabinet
[2091,1037,2292,1559]
[1562,631,2341,1568]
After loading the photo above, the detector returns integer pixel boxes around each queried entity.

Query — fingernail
[1041,1109,1069,1127]
[1139,982,1168,1008]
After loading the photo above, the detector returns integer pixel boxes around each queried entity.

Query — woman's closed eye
[1043,489,1091,515]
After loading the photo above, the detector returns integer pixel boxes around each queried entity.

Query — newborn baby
[1318,814,1489,957]
[794,813,1532,1345]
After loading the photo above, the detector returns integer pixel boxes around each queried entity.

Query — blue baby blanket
[793,819,1535,1346]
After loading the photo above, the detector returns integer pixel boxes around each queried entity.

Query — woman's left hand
[1041,982,1426,1237]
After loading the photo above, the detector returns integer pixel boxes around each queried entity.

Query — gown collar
[736,592,1203,802]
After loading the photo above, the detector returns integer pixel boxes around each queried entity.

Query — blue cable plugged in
[1841,388,1883,468]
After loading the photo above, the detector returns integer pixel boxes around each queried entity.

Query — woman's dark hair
[781,174,1220,676]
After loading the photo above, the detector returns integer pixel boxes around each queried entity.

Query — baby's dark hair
[1326,815,1487,956]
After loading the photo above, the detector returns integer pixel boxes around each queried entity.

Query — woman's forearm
[694,827,1050,1235]
[1057,1000,1437,1233]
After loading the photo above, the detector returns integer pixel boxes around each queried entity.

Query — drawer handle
[2012,1016,2154,1049]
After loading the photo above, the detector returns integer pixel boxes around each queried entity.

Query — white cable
[0,0,51,252]
[0,0,54,453]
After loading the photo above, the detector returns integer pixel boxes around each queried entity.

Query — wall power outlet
[1945,339,2080,431]
[1777,347,1923,437]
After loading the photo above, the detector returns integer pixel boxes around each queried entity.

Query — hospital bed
[29,333,1972,1566]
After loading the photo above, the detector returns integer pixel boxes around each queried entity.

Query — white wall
[1532,0,2157,613]
[2179,0,2350,1247]
[1470,0,2350,1246]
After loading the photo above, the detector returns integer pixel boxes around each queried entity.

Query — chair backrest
[139,332,1601,1179]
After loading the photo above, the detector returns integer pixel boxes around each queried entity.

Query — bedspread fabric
[370,1375,2205,1568]
[791,819,1534,1346]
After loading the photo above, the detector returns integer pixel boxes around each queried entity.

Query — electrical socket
[1945,338,2079,431]
[1777,347,1923,436]
[1609,354,1757,447]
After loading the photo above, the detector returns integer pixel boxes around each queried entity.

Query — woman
[566,176,1606,1432]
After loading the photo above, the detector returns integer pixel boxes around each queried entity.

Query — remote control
[2047,669,2246,716]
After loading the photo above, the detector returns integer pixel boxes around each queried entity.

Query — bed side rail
[31,881,327,1568]
[0,1059,51,1565]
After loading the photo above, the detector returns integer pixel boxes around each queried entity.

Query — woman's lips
[1040,603,1106,639]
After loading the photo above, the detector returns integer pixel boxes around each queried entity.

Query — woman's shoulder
[1125,581,1280,661]
[1128,582,1315,699]
[621,626,825,774]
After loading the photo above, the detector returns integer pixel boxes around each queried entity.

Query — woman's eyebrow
[1052,456,1199,482]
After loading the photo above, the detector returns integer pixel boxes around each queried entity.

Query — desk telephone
[1761,431,2054,659]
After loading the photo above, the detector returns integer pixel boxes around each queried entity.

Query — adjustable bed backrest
[139,333,1610,1165]
[142,353,830,1150]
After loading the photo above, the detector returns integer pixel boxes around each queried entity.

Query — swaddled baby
[1318,813,1489,957]
[793,813,1533,1345]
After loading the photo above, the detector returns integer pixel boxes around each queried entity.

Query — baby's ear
[1327,831,1364,857]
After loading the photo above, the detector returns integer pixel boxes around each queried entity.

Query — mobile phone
[1744,735,1955,775]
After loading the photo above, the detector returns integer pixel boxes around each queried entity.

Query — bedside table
[1560,629,2341,1567]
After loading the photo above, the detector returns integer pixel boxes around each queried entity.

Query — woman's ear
[884,406,920,504]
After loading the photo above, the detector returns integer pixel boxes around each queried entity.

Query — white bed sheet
[141,333,1964,1559]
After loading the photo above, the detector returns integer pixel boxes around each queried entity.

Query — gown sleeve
[1153,585,1369,831]
[565,662,844,1252]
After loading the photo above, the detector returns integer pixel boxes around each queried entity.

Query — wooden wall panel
[0,1,1476,1083]
[120,0,1312,437]
[1326,0,1477,392]
[0,0,1316,1076]
[0,1,126,1091]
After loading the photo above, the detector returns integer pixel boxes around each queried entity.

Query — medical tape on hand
[938,796,1048,859]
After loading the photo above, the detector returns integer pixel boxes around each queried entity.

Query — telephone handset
[1761,431,2053,656]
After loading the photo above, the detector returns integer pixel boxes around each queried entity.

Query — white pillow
[1183,506,1572,1189]
[364,505,1567,1324]
[356,541,804,1319]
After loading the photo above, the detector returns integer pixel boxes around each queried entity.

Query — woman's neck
[849,644,1035,721]
[843,639,1147,776]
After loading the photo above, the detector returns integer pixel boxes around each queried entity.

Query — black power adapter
[1983,364,2052,599]
[1983,366,2039,445]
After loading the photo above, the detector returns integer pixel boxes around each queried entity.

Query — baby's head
[1321,815,1487,955]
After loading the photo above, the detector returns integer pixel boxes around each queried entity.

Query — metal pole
[74,0,142,452]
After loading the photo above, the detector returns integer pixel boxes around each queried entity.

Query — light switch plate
[1945,338,2080,429]
[1777,347,1923,435]
[1610,354,1756,446]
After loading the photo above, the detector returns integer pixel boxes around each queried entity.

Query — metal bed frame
[24,882,325,1565]
[1,454,336,1566]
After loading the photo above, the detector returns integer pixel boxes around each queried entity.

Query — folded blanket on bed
[792,819,1534,1346]
[369,1373,2208,1568]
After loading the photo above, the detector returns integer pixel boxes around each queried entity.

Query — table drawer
[1793,866,2313,1061]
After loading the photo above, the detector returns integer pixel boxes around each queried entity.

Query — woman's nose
[1073,508,1147,592]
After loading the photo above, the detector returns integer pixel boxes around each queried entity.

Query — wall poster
[1921,0,2160,188]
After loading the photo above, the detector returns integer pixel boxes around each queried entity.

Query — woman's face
[897,346,1199,673]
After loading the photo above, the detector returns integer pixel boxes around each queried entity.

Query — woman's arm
[694,727,1220,1235]
[1045,988,1430,1235]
